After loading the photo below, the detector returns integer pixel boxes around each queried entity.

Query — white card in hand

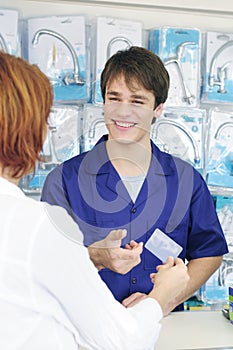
[145,228,183,262]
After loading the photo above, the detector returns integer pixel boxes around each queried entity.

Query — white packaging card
[145,228,183,262]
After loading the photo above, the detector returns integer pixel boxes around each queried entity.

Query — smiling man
[41,46,228,314]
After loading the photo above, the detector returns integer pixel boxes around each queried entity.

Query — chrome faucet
[88,118,105,139]
[106,36,133,59]
[164,41,196,105]
[214,121,233,139]
[152,119,201,165]
[32,29,85,86]
[209,40,233,93]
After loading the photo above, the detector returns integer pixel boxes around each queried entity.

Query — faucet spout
[209,40,233,93]
[164,42,196,105]
[214,122,233,140]
[152,119,200,165]
[32,28,85,85]
[106,36,133,59]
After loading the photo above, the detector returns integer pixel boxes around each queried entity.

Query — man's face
[103,75,162,146]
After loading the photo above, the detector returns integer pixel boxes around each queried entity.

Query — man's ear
[152,103,163,124]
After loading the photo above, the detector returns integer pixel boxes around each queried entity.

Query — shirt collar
[0,176,25,198]
[83,135,174,176]
[83,135,112,175]
[150,140,175,176]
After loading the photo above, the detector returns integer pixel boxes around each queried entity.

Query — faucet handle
[63,73,85,86]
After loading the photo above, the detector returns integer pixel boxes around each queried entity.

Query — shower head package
[22,15,89,103]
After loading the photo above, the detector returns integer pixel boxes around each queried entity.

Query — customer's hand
[122,292,148,308]
[149,256,189,315]
[88,229,143,274]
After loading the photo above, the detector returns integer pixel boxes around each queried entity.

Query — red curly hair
[0,51,53,178]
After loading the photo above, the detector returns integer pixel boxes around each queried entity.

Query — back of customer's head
[100,46,170,109]
[0,51,53,179]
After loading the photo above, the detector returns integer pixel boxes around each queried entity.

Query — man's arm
[88,229,143,274]
[162,256,223,315]
[123,256,223,313]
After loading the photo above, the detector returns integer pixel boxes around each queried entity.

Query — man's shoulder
[63,151,88,167]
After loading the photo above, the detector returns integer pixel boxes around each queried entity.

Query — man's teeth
[115,121,135,128]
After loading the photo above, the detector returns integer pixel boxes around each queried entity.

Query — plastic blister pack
[91,16,143,104]
[22,15,89,103]
[0,8,20,55]
[19,105,82,194]
[202,31,233,103]
[81,104,108,152]
[151,108,205,171]
[199,253,233,306]
[216,196,233,245]
[148,27,201,108]
[206,107,233,189]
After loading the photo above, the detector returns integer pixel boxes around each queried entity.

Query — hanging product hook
[32,28,85,86]
[0,33,8,52]
[152,119,200,165]
[164,41,196,105]
[106,36,133,59]
[209,40,233,93]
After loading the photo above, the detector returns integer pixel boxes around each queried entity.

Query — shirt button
[132,278,137,284]
[131,208,136,213]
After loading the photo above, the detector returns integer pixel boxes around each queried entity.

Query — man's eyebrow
[131,94,149,101]
[106,90,120,96]
[106,90,149,101]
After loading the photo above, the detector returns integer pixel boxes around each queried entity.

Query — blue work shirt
[41,135,228,310]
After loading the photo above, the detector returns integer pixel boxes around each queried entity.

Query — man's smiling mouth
[114,120,136,128]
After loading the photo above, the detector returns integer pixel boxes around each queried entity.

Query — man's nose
[117,102,133,116]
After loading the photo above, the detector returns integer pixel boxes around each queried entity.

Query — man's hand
[122,257,189,315]
[88,229,143,274]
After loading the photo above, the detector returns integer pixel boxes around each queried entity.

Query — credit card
[145,228,183,262]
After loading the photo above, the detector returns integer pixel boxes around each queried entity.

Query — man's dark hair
[100,46,170,109]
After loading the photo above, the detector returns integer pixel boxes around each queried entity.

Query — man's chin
[110,137,136,145]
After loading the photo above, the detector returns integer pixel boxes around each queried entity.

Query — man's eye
[132,100,144,105]
[108,97,119,102]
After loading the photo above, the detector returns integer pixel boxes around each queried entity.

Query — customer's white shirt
[0,176,162,350]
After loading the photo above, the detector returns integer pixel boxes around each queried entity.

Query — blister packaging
[19,105,82,194]
[22,15,90,103]
[202,31,233,104]
[0,8,20,55]
[81,104,108,152]
[206,107,233,189]
[151,108,205,171]
[148,26,201,107]
[91,16,143,104]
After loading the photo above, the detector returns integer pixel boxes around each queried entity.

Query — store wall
[1,0,233,304]
[1,0,233,32]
